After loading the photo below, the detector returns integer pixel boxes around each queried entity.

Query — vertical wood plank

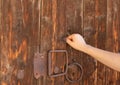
[0,0,120,85]
[0,1,37,85]
[41,0,67,85]
[52,0,67,84]
[65,0,83,85]
[32,0,42,85]
[0,0,14,84]
[21,0,39,85]
[83,0,96,85]
[117,0,120,84]
[94,0,107,85]
[0,0,2,83]
[40,0,52,84]
[106,0,120,85]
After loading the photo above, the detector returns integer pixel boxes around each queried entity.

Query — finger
[66,37,73,42]
[66,38,73,45]
[66,35,74,41]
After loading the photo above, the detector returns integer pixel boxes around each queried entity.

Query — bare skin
[66,34,120,72]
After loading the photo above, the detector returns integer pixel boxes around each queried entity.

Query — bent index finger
[66,38,73,45]
[66,34,74,41]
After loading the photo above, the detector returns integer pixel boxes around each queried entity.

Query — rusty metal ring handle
[65,63,83,83]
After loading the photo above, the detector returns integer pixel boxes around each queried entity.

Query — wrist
[77,44,87,52]
[79,44,91,53]
[82,44,96,56]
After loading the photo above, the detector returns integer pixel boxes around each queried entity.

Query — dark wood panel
[41,0,67,85]
[94,0,107,85]
[83,0,97,85]
[53,0,67,84]
[65,0,83,85]
[40,0,52,84]
[117,0,120,84]
[0,0,38,85]
[0,0,2,84]
[106,0,120,85]
[0,0,120,85]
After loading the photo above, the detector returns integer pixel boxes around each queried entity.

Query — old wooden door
[0,0,120,85]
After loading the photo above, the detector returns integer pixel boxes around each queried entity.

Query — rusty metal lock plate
[34,52,46,79]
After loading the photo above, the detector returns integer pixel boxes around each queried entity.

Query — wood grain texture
[83,0,97,85]
[0,0,37,85]
[0,0,2,84]
[0,0,120,85]
[41,0,66,85]
[65,0,83,85]
[40,0,52,85]
[95,0,107,85]
[117,0,120,84]
[106,0,120,85]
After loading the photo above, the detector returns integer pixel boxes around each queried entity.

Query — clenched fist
[66,34,87,51]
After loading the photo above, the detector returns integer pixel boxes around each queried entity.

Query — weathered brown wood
[52,0,67,85]
[117,0,120,84]
[1,0,120,85]
[65,0,83,85]
[83,0,97,85]
[0,0,17,84]
[95,0,107,85]
[40,0,52,85]
[0,0,2,84]
[106,0,120,85]
[0,0,38,85]
[41,0,67,85]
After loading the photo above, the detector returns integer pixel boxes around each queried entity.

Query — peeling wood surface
[0,0,120,85]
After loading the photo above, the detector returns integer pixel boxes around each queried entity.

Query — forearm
[81,45,120,72]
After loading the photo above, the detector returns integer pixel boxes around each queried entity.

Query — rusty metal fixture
[17,69,24,79]
[33,52,46,79]
[65,63,83,83]
[48,50,68,77]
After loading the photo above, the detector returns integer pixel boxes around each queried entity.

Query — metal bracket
[48,50,68,77]
[33,52,46,79]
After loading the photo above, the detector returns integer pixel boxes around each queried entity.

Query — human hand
[66,34,87,51]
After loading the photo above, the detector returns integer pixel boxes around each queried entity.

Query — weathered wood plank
[94,0,107,85]
[41,0,67,85]
[52,0,66,84]
[117,0,120,84]
[0,0,16,84]
[65,0,83,85]
[31,0,42,85]
[53,0,66,85]
[0,0,37,85]
[0,0,2,84]
[39,0,52,85]
[20,0,39,85]
[83,0,96,85]
[106,0,120,85]
[0,0,120,85]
